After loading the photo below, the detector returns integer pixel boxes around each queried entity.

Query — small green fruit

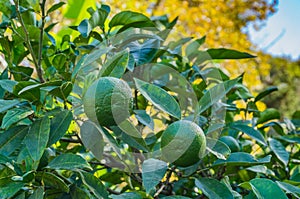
[83,77,132,127]
[161,120,206,167]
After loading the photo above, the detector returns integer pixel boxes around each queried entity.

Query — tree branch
[37,0,47,83]
[13,0,45,83]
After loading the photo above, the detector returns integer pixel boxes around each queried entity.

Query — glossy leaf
[0,125,29,156]
[134,110,154,130]
[249,178,288,199]
[206,48,255,59]
[1,107,33,129]
[142,158,168,194]
[48,110,73,146]
[99,50,129,78]
[269,138,289,166]
[36,172,69,193]
[229,123,267,146]
[52,53,67,71]
[134,78,181,119]
[49,82,73,101]
[195,178,234,199]
[79,171,109,199]
[80,121,104,160]
[28,187,44,199]
[0,99,20,113]
[47,154,91,170]
[111,192,143,199]
[128,39,160,65]
[0,80,17,93]
[0,182,24,199]
[47,2,65,14]
[254,86,278,102]
[213,152,271,166]
[257,108,281,124]
[276,181,300,198]
[109,11,155,29]
[206,138,231,160]
[199,77,240,113]
[78,19,92,38]
[24,117,50,161]
[161,196,192,199]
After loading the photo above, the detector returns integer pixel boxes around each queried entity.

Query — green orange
[83,77,132,127]
[161,120,206,167]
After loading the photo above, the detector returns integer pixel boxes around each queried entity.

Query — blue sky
[248,0,300,60]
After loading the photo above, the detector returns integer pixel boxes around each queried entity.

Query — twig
[60,138,82,143]
[37,0,46,83]
[107,187,121,195]
[154,167,175,198]
[13,0,45,83]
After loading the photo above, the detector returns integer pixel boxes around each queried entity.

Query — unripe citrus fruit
[219,136,240,152]
[161,120,206,167]
[83,77,132,127]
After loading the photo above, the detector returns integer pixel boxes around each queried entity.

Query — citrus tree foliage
[94,0,278,89]
[0,1,300,199]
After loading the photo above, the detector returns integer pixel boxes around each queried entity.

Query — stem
[14,0,45,83]
[37,0,46,83]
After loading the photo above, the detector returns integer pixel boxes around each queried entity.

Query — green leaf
[14,81,40,102]
[229,123,266,146]
[0,99,20,113]
[48,110,73,146]
[0,80,17,93]
[185,36,206,60]
[0,126,29,156]
[79,171,109,199]
[206,48,256,59]
[52,53,67,71]
[213,152,271,166]
[80,121,104,160]
[70,185,90,199]
[47,2,65,15]
[24,117,50,161]
[246,165,275,176]
[254,86,278,102]
[134,78,181,119]
[109,11,155,29]
[269,138,289,166]
[257,108,280,124]
[206,138,231,160]
[47,154,91,170]
[89,6,110,29]
[36,172,69,193]
[49,82,73,101]
[248,178,288,199]
[0,182,24,199]
[276,181,300,198]
[11,66,34,81]
[116,120,149,152]
[199,77,240,113]
[129,39,160,65]
[78,19,92,38]
[195,178,234,199]
[161,196,192,199]
[99,50,129,78]
[111,192,143,199]
[28,187,44,199]
[142,158,168,194]
[1,107,33,129]
[134,110,154,130]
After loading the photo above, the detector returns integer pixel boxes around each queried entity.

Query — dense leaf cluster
[0,1,299,198]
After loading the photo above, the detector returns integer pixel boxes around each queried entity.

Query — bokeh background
[2,0,300,116]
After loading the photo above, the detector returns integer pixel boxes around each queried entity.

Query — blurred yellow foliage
[103,0,277,91]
